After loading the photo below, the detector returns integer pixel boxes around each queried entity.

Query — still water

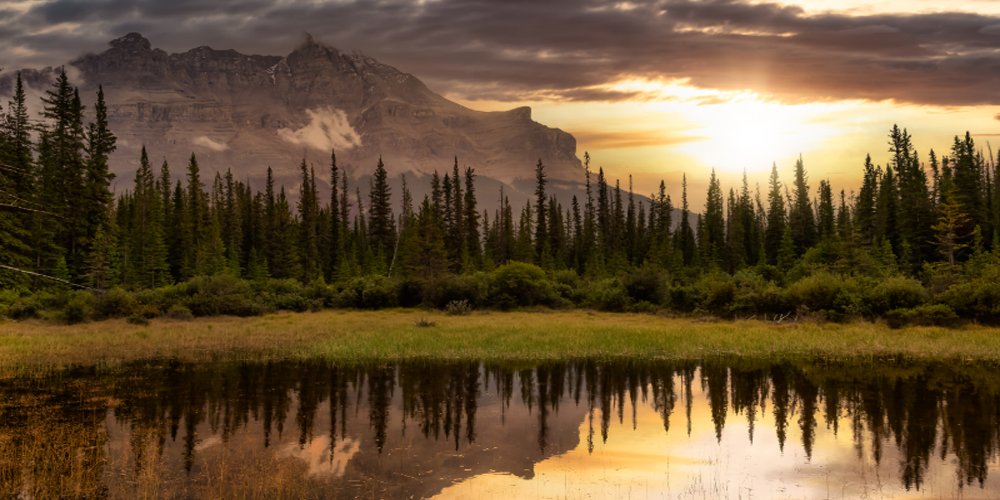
[1,359,999,499]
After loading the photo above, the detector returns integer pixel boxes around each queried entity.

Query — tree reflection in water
[0,359,998,498]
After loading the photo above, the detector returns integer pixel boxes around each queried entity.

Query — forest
[2,70,1000,326]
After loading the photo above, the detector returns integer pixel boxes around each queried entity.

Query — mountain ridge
[1,32,584,204]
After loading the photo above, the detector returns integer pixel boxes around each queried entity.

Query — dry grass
[1,309,998,374]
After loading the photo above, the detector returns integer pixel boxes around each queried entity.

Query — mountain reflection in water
[1,359,998,498]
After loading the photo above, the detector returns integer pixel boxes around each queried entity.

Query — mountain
[2,33,583,205]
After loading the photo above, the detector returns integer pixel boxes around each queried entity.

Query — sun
[679,95,839,174]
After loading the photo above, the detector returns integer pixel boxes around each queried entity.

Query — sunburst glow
[679,96,843,173]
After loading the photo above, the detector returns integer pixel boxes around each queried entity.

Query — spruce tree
[297,160,320,282]
[764,164,787,265]
[702,169,725,268]
[533,159,548,264]
[463,167,481,268]
[788,157,816,255]
[677,174,696,266]
[368,157,395,266]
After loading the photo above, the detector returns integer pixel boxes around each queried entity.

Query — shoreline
[2,309,999,373]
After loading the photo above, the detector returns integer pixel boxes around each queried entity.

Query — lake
[2,359,998,498]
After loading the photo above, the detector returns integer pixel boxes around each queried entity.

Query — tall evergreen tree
[368,157,395,266]
[533,159,549,264]
[702,169,725,268]
[677,174,696,266]
[764,164,787,265]
[788,158,816,255]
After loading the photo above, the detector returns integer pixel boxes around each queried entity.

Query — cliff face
[5,33,582,199]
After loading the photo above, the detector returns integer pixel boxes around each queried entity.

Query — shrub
[939,265,1000,323]
[7,297,41,320]
[865,276,928,316]
[396,278,425,308]
[62,292,94,324]
[667,284,698,313]
[335,276,400,309]
[692,273,736,315]
[584,278,629,312]
[729,270,790,317]
[165,304,194,320]
[445,299,473,315]
[885,304,960,329]
[786,272,862,321]
[183,274,265,317]
[551,270,584,304]
[488,262,561,309]
[93,288,136,319]
[422,274,487,308]
[623,267,668,305]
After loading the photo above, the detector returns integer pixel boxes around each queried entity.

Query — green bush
[62,292,94,324]
[584,278,629,312]
[93,288,136,319]
[667,284,698,312]
[7,296,41,320]
[864,276,928,316]
[885,304,960,329]
[622,267,668,305]
[551,270,584,304]
[165,304,194,320]
[183,274,265,317]
[939,264,1000,323]
[786,272,862,321]
[729,270,790,317]
[488,262,561,309]
[422,273,487,308]
[692,273,736,315]
[335,276,400,309]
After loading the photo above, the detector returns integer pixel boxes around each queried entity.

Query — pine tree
[127,147,169,287]
[463,167,481,269]
[181,153,206,278]
[83,85,117,276]
[788,157,816,255]
[297,160,320,282]
[855,155,879,245]
[764,164,787,265]
[328,150,341,279]
[38,68,88,280]
[368,157,395,266]
[817,180,835,240]
[0,73,34,287]
[702,169,725,268]
[876,164,900,256]
[533,159,549,264]
[677,174,696,266]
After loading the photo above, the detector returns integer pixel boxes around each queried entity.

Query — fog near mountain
[1,32,584,208]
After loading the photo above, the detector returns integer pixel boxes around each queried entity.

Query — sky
[2,0,999,203]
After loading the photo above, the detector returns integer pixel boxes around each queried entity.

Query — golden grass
[1,309,998,373]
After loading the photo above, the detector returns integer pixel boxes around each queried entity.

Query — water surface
[2,359,999,498]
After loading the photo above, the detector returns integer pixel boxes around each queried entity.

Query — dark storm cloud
[3,0,1000,105]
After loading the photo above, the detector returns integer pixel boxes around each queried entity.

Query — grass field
[1,309,998,373]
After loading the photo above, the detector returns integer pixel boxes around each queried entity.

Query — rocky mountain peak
[109,32,152,52]
[6,33,584,209]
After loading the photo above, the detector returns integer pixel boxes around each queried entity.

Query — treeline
[2,70,1000,324]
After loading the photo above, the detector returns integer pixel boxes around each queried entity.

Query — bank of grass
[1,309,999,373]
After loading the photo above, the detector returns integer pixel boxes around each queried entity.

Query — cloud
[193,135,229,152]
[574,129,706,149]
[3,0,1000,106]
[277,107,361,152]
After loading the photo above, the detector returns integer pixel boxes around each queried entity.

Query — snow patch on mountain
[277,107,362,152]
[193,136,229,152]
